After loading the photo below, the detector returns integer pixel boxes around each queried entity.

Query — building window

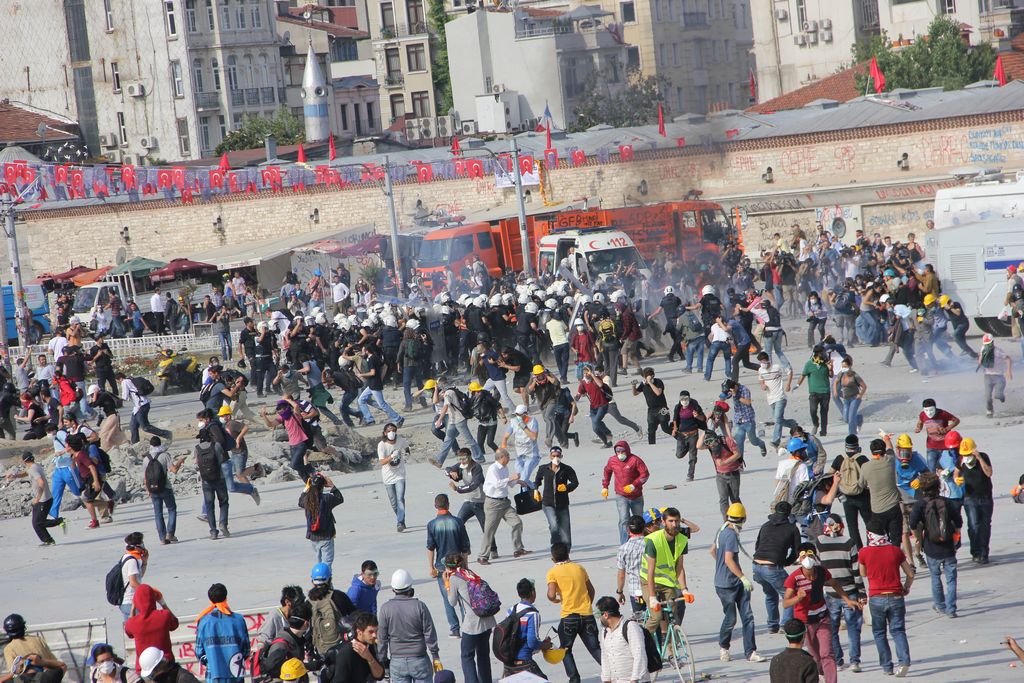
[380,3,395,33]
[192,58,204,91]
[354,103,362,134]
[943,0,955,11]
[235,0,246,28]
[407,43,426,71]
[620,0,635,21]
[658,43,667,67]
[724,39,732,62]
[259,54,269,86]
[795,0,806,26]
[221,0,231,28]
[177,118,191,155]
[331,38,359,62]
[385,47,401,76]
[165,1,178,36]
[672,43,679,67]
[218,114,227,137]
[185,0,197,31]
[200,116,211,149]
[212,57,221,90]
[171,60,184,97]
[232,113,243,129]
[653,0,661,21]
[206,0,215,29]
[111,61,121,92]
[739,3,747,28]
[340,103,349,130]
[666,0,673,21]
[244,54,254,88]
[366,101,375,129]
[407,0,425,30]
[692,42,703,68]
[103,0,114,30]
[712,40,720,63]
[626,46,640,71]
[676,86,683,110]
[411,90,430,117]
[250,0,262,28]
[227,55,238,90]
[390,94,405,119]
[117,112,127,145]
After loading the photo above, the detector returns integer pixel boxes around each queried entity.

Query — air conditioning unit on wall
[802,20,817,32]
[139,136,158,149]
[821,18,832,30]
[794,34,806,45]
[126,83,146,97]
[461,120,478,135]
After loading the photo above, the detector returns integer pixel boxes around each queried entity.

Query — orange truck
[415,213,555,278]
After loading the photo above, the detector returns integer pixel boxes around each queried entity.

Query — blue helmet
[642,507,663,525]
[786,437,808,454]
[311,562,332,584]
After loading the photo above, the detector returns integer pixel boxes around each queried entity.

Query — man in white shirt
[757,351,797,449]
[478,448,529,565]
[149,287,167,334]
[331,278,350,316]
[47,329,68,363]
[117,373,173,444]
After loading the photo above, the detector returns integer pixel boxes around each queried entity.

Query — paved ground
[2,335,1023,682]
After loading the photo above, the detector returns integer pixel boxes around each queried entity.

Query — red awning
[49,266,91,283]
[148,258,218,283]
[71,265,113,286]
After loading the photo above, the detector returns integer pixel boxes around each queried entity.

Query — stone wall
[21,111,1024,275]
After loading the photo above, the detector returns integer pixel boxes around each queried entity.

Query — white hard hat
[139,647,166,678]
[406,318,420,330]
[594,292,605,303]
[501,293,514,305]
[701,285,715,297]
[544,298,557,309]
[517,294,530,305]
[391,568,413,591]
[563,296,574,305]
[383,315,398,327]
[489,294,503,307]
[525,302,538,314]
[474,295,488,307]
[664,286,675,295]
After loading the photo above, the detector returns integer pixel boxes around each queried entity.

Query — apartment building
[752,0,1024,102]
[367,0,439,127]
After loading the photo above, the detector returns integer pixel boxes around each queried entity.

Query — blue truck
[3,284,50,345]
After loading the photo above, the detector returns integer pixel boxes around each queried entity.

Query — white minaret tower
[301,41,330,142]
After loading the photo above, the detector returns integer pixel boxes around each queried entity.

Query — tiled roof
[0,101,77,145]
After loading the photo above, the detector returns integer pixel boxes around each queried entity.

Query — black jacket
[299,487,345,541]
[533,463,579,509]
[753,513,801,566]
[263,628,305,680]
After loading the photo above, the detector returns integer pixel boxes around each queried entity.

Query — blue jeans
[589,405,612,442]
[150,489,177,541]
[868,595,911,673]
[614,496,644,544]
[732,420,764,458]
[685,338,705,372]
[219,331,233,360]
[704,341,733,381]
[119,603,133,621]
[75,380,95,418]
[435,572,461,633]
[842,397,862,436]
[460,630,492,683]
[201,460,254,516]
[716,584,757,657]
[290,441,311,481]
[311,538,335,567]
[385,479,407,525]
[553,343,570,381]
[925,448,941,472]
[764,333,790,369]
[769,398,798,445]
[358,387,402,423]
[543,506,572,549]
[516,451,541,485]
[389,655,433,683]
[752,564,792,631]
[925,555,958,614]
[827,595,862,665]
[402,365,425,410]
[129,404,172,444]
[963,495,993,559]
[49,467,82,518]
[434,418,483,465]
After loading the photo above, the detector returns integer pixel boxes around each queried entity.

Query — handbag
[513,489,543,515]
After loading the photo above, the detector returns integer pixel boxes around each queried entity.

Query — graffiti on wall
[966,126,1024,165]
[862,202,934,231]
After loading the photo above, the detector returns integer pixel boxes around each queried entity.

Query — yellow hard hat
[939,294,950,307]
[726,502,747,523]
[532,364,545,376]
[923,293,936,306]
[468,381,483,392]
[896,433,913,449]
[279,659,307,682]
[959,437,976,455]
[543,648,567,664]
[217,405,232,416]
[423,379,437,390]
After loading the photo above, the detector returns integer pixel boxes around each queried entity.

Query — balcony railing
[230,89,244,106]
[515,23,572,38]
[377,21,428,39]
[384,74,405,88]
[194,91,220,109]
[682,11,709,27]
[245,88,259,105]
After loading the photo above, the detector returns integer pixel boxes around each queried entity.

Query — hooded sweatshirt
[753,513,802,567]
[601,442,650,500]
[124,585,180,672]
[346,575,381,615]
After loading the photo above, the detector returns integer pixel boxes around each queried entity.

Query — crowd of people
[2,221,1023,683]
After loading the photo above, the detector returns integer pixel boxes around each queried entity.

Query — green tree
[570,69,670,132]
[427,0,453,115]
[851,15,996,93]
[214,109,305,154]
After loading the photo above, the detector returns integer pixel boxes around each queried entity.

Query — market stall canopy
[108,256,167,278]
[71,265,112,286]
[300,235,383,258]
[148,258,217,283]
[49,265,91,283]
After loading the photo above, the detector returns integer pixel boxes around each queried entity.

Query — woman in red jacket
[124,585,180,673]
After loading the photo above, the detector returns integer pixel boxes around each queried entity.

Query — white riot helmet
[303,315,315,325]
[439,292,452,303]
[701,285,715,297]
[525,302,538,314]
[473,295,488,307]
[372,302,385,313]
[593,292,605,303]
[315,312,327,325]
[664,286,675,295]
[544,298,557,309]
[383,315,398,327]
[611,289,626,302]
[489,294,503,307]
[501,293,514,306]
[406,318,420,330]
[580,294,592,304]
[563,296,574,305]
[457,294,471,306]
[347,315,359,326]
[441,305,451,315]
[517,294,530,305]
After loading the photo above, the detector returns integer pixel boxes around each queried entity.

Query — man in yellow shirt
[546,542,600,683]
[2,613,67,683]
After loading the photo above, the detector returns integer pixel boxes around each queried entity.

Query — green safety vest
[638,529,687,589]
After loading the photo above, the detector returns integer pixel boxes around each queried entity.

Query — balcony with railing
[260,87,276,104]
[195,91,221,109]
[230,89,244,106]
[376,21,428,40]
[245,88,260,105]
[384,73,405,88]
[681,12,709,28]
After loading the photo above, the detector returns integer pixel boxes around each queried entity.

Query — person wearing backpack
[444,554,497,683]
[498,578,551,678]
[828,435,872,550]
[143,437,185,545]
[116,373,173,445]
[908,471,962,618]
[260,601,312,682]
[115,532,149,621]
[596,311,621,387]
[596,595,650,682]
[432,385,484,467]
[195,430,230,541]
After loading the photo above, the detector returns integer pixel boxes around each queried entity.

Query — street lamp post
[382,156,404,291]
[509,137,533,277]
[0,191,33,374]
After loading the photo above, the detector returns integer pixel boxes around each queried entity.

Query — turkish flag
[994,55,1008,86]
[209,169,225,190]
[676,137,686,147]
[618,145,634,161]
[519,156,534,175]
[466,159,484,178]
[416,164,433,183]
[122,165,137,190]
[571,148,586,166]
[171,167,186,190]
[869,56,886,94]
[657,103,666,137]
[157,169,173,189]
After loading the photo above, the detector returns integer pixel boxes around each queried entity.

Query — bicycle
[644,598,698,683]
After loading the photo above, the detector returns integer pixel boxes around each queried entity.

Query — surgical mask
[800,556,817,570]
[923,407,936,418]
[841,366,850,373]
[219,417,228,424]
[616,453,627,462]
[197,421,206,430]
[97,662,116,676]
[679,398,690,406]
[386,431,397,441]
[759,362,769,369]
[459,462,469,469]
[551,457,561,466]
[962,456,976,467]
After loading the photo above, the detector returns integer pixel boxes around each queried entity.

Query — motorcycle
[156,348,201,395]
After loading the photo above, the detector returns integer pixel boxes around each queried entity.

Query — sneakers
[210,530,219,540]
[58,518,67,536]
[219,526,231,538]
[87,519,100,529]
[161,538,171,545]
[477,557,491,565]
[909,368,919,374]
[748,652,767,663]
[895,664,910,677]
[719,648,731,662]
[251,488,261,506]
[39,540,56,547]
[850,663,862,672]
[513,549,531,557]
[166,535,178,544]
[448,629,461,639]
[571,434,580,448]
[635,427,644,438]
[197,514,208,523]
[759,444,767,457]
[397,523,406,533]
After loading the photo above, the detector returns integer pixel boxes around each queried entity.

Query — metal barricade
[0,618,109,683]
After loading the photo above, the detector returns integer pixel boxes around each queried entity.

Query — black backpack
[196,443,223,481]
[621,619,663,673]
[105,556,132,605]
[132,376,155,396]
[492,606,536,665]
[923,498,952,543]
[144,454,168,493]
[450,387,472,419]
[199,382,215,405]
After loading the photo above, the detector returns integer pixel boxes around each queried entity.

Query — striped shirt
[814,534,864,599]
[616,536,646,596]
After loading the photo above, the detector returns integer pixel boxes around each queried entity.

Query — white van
[536,229,652,286]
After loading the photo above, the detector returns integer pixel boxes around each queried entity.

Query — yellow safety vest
[638,529,687,589]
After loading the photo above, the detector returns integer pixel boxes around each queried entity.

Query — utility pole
[382,157,405,291]
[0,192,30,375]
[510,137,532,277]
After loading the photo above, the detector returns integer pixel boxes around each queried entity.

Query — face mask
[962,456,976,467]
[386,431,397,441]
[616,453,627,461]
[800,556,817,570]
[459,462,469,469]
[219,417,228,424]
[759,362,769,369]
[197,421,206,430]
[97,662,116,676]
[923,407,936,418]
[680,398,690,406]
[551,457,561,466]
